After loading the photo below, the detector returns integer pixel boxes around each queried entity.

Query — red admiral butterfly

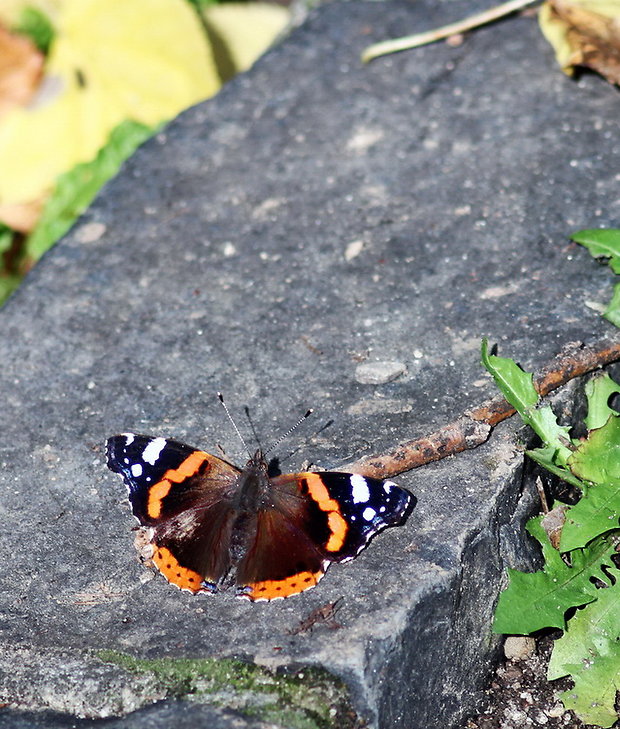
[106,433,414,601]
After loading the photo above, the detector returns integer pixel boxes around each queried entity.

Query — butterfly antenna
[217,392,252,457]
[244,405,264,452]
[264,409,313,457]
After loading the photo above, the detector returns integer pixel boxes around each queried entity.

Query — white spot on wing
[363,506,376,521]
[131,463,143,477]
[383,481,397,493]
[122,433,135,446]
[142,437,167,465]
[351,474,370,503]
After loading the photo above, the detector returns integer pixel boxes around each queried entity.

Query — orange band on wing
[304,473,348,552]
[146,452,209,519]
[326,511,348,551]
[240,569,324,601]
[147,480,172,519]
[164,451,209,483]
[153,545,203,593]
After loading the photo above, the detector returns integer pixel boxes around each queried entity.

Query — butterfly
[106,433,414,601]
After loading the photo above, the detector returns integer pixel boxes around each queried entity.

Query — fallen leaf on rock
[539,0,620,85]
[0,0,219,223]
[0,25,44,118]
[202,2,289,81]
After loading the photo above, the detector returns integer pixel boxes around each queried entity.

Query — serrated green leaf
[527,408,573,467]
[560,652,620,729]
[549,577,620,680]
[25,119,153,260]
[481,338,538,410]
[481,340,572,464]
[572,228,620,274]
[570,415,620,485]
[559,482,620,551]
[548,579,620,728]
[492,516,613,634]
[585,373,620,431]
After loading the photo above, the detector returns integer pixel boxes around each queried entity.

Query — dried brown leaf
[0,25,44,119]
[0,196,46,233]
[541,503,569,550]
[546,0,620,84]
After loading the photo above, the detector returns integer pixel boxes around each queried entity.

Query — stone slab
[1,0,618,727]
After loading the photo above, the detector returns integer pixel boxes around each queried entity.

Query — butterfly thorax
[231,450,273,514]
[227,450,273,566]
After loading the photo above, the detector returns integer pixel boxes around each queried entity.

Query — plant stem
[361,0,540,63]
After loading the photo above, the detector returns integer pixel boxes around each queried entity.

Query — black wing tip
[105,432,139,473]
[400,488,416,523]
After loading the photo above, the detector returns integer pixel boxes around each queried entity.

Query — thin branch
[361,0,539,63]
[344,337,620,479]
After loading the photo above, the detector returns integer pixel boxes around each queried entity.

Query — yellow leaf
[539,0,620,82]
[0,0,219,209]
[203,2,289,78]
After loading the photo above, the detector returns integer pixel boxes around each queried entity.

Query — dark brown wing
[235,471,414,601]
[106,434,241,593]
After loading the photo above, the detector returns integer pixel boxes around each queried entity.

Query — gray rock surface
[1,0,618,727]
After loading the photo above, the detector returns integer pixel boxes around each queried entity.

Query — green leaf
[585,373,620,431]
[572,228,620,274]
[549,578,620,679]
[25,119,154,260]
[481,338,538,410]
[0,273,22,306]
[603,282,620,328]
[0,224,13,256]
[13,6,55,54]
[559,481,620,551]
[548,581,620,728]
[492,516,614,634]
[561,652,620,729]
[569,415,620,485]
[481,339,572,465]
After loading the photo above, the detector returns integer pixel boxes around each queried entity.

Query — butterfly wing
[235,472,414,601]
[106,433,241,593]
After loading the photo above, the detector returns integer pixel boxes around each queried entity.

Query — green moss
[97,649,359,729]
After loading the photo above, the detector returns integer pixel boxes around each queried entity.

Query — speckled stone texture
[0,0,618,727]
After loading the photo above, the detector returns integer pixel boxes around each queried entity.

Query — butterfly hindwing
[235,471,414,601]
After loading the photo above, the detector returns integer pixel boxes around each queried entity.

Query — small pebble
[504,636,536,661]
[344,240,364,261]
[545,703,566,718]
[355,361,407,384]
[74,222,107,243]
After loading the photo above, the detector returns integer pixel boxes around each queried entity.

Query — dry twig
[345,337,620,479]
[361,0,539,63]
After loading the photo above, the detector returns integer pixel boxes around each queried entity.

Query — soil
[465,634,593,729]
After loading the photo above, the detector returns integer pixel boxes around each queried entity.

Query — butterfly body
[106,433,414,601]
